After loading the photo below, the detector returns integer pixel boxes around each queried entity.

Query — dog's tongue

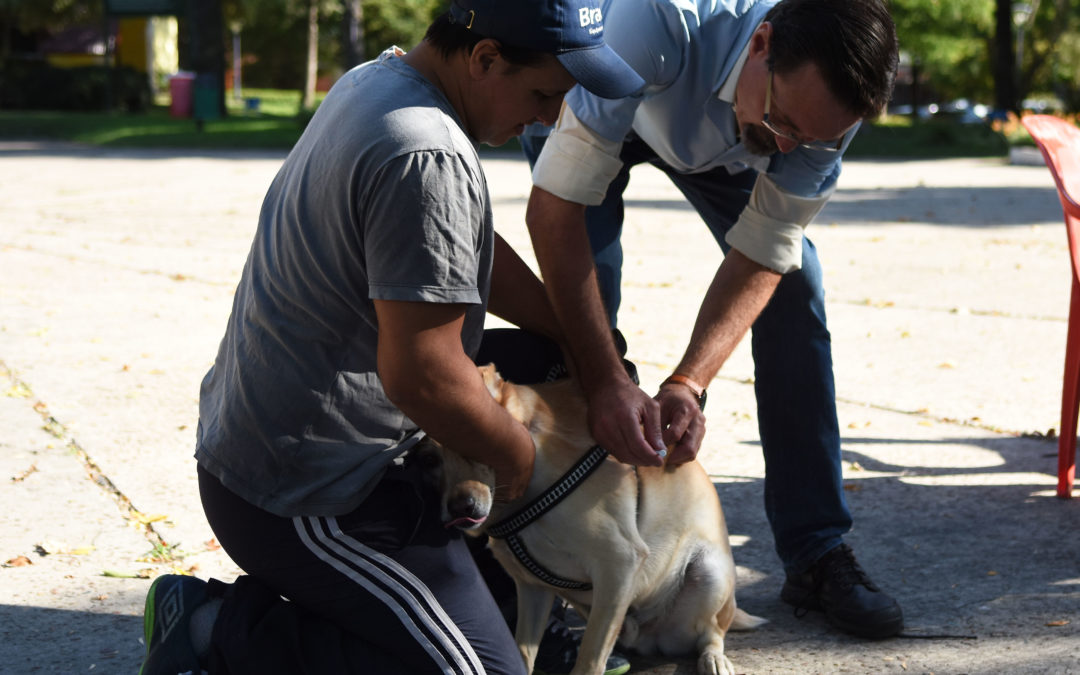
[445,516,486,529]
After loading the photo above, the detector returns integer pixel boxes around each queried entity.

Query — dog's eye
[412,443,443,471]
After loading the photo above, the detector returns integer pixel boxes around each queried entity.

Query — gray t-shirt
[196,49,493,517]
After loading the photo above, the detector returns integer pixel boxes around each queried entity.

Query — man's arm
[525,186,665,466]
[374,299,535,502]
[659,248,781,464]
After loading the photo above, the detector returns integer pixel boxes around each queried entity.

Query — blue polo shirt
[532,0,858,273]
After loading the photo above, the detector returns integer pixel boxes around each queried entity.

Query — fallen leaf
[42,420,65,438]
[34,540,64,556]
[4,556,33,567]
[4,382,32,398]
[68,546,96,556]
[987,570,998,576]
[11,463,38,482]
[938,360,957,369]
[204,538,222,551]
[1046,620,1070,627]
[131,511,168,524]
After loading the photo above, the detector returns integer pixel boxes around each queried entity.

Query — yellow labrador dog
[423,364,764,675]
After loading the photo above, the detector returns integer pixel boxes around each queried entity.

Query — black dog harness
[486,445,609,591]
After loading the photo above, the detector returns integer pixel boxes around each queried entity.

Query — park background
[3,1,1080,674]
[2,0,1080,153]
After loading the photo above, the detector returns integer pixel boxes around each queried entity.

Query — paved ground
[1,140,1078,674]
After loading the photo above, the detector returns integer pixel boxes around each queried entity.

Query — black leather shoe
[781,543,903,639]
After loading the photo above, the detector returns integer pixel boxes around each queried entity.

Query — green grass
[0,98,1015,157]
[0,89,330,150]
[227,88,326,117]
[0,106,308,149]
[846,115,1011,158]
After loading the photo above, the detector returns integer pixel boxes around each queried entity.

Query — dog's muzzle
[444,485,491,530]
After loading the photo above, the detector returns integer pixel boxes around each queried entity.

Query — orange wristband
[661,374,707,411]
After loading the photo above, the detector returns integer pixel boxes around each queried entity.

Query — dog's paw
[697,648,735,675]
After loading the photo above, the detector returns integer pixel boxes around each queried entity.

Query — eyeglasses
[761,71,842,152]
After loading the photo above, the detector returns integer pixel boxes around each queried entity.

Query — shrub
[0,60,152,112]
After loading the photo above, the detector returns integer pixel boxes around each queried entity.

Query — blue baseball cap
[448,0,645,99]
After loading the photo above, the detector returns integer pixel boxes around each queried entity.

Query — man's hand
[524,187,664,467]
[586,377,666,467]
[655,385,706,465]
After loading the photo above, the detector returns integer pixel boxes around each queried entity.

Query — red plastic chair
[1021,114,1080,498]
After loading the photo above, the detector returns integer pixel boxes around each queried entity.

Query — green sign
[105,0,185,15]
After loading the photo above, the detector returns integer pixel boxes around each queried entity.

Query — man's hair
[764,0,898,118]
[424,11,550,69]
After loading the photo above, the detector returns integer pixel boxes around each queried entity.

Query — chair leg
[1057,279,1080,498]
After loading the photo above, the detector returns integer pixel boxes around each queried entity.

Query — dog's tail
[729,607,768,631]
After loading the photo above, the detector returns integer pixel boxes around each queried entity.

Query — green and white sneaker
[139,574,209,675]
[532,615,631,675]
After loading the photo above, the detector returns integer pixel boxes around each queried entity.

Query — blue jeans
[521,132,851,574]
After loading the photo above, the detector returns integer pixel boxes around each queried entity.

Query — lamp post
[230,20,242,102]
[1012,1,1033,99]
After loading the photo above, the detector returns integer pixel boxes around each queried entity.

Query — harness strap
[486,445,608,591]
[504,534,593,591]
[487,445,608,538]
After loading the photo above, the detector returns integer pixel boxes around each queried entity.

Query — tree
[1021,0,1080,111]
[890,0,995,106]
[341,0,363,71]
[992,0,1016,112]
[0,0,100,63]
[302,0,318,110]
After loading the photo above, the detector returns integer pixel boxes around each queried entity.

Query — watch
[661,374,707,411]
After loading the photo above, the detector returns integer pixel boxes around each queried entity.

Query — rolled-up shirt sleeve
[725,174,833,274]
[728,124,854,274]
[532,105,626,206]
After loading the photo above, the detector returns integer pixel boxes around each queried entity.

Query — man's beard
[741,124,779,156]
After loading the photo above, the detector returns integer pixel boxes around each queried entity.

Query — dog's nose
[448,493,486,520]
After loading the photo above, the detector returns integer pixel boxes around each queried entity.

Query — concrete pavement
[1,141,1078,673]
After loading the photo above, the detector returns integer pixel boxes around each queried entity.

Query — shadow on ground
[625,433,1079,673]
[0,605,143,673]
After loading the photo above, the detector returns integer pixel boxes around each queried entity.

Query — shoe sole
[827,610,904,640]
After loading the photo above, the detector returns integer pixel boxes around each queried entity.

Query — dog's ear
[477,363,533,426]
[477,363,506,403]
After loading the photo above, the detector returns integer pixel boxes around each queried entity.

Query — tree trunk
[993,0,1017,113]
[301,0,318,111]
[341,0,364,70]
